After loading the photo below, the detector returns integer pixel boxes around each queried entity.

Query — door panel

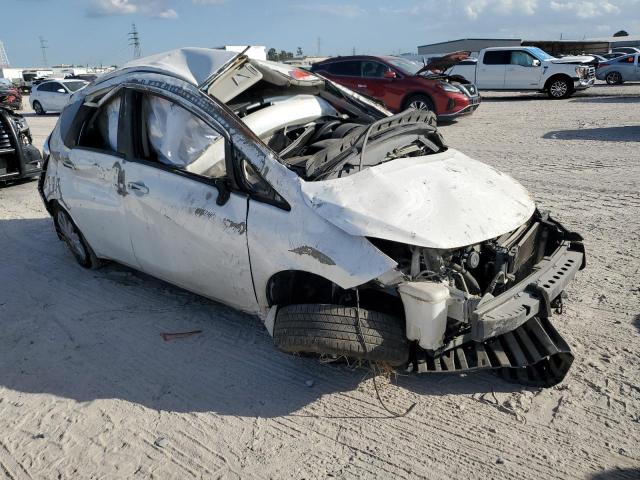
[62,148,136,266]
[123,162,256,311]
[506,65,542,89]
[477,65,506,88]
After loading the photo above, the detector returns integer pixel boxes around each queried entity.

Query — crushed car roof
[107,48,239,87]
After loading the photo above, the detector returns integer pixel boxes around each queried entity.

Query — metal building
[417,38,521,55]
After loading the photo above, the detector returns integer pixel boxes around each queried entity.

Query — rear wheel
[547,78,572,99]
[53,205,101,269]
[32,100,45,115]
[273,304,409,366]
[605,71,623,85]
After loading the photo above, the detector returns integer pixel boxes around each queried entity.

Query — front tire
[32,100,45,115]
[53,205,101,269]
[547,78,572,99]
[273,304,409,366]
[605,71,623,85]
[403,94,435,114]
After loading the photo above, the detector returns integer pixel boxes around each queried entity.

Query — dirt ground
[1,84,639,480]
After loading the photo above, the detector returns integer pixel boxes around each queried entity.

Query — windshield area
[386,57,423,75]
[64,81,88,92]
[527,47,555,61]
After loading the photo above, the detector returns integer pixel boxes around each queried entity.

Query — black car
[0,107,42,183]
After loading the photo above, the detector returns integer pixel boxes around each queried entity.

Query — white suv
[30,79,88,114]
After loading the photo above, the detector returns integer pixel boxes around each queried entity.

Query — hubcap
[409,100,430,110]
[57,211,84,258]
[550,81,568,97]
[607,72,620,84]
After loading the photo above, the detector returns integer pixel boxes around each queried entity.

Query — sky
[3,0,640,67]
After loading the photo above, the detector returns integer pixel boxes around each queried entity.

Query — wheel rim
[607,72,620,84]
[409,100,430,110]
[57,210,85,258]
[550,81,568,97]
[34,102,42,114]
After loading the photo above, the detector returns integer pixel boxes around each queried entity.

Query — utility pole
[352,46,356,56]
[0,40,10,67]
[39,36,49,66]
[316,37,322,56]
[129,23,142,59]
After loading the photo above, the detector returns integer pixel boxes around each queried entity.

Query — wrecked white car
[39,48,586,386]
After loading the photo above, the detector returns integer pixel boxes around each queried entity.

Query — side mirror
[57,88,67,93]
[383,70,397,79]
[532,59,541,67]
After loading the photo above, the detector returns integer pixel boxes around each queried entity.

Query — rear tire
[53,204,101,269]
[273,304,409,366]
[33,100,45,115]
[605,71,623,85]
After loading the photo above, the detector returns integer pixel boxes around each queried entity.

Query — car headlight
[438,81,462,93]
[575,66,588,78]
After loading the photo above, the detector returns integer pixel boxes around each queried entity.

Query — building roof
[418,38,521,48]
[582,35,640,43]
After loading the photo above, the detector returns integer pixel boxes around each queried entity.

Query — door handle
[61,158,75,169]
[127,181,149,194]
[357,84,367,88]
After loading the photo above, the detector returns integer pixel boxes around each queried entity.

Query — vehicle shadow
[0,217,528,417]
[542,125,640,142]
[589,468,640,480]
[18,112,59,118]
[571,95,640,104]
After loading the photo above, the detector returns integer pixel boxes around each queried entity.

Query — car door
[322,60,363,93]
[359,60,397,104]
[48,82,70,111]
[61,91,138,267]
[477,51,509,89]
[635,55,640,80]
[507,50,543,89]
[120,88,256,311]
[36,82,55,110]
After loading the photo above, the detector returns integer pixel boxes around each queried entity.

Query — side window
[618,56,634,64]
[327,61,361,76]
[49,82,63,92]
[138,93,226,178]
[511,51,536,67]
[77,94,122,153]
[39,82,54,92]
[361,61,388,78]
[483,51,511,65]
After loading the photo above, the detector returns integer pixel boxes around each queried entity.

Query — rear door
[48,82,70,111]
[61,91,138,266]
[35,82,56,110]
[319,60,363,92]
[120,88,256,311]
[477,51,509,89]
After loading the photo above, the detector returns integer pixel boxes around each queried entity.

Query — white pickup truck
[449,46,595,99]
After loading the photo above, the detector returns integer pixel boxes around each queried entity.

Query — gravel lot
[1,85,639,479]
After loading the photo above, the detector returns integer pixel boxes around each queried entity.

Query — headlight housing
[575,66,588,78]
[437,81,462,93]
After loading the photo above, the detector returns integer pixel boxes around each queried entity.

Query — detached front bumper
[472,239,585,341]
[574,76,595,90]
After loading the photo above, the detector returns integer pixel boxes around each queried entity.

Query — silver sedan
[596,54,640,84]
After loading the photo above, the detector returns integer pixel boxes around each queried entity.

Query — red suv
[311,55,480,120]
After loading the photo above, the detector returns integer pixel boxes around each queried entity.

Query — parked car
[0,78,23,110]
[600,52,625,60]
[311,55,480,120]
[449,46,595,98]
[30,79,88,114]
[0,106,42,183]
[612,47,640,55]
[596,54,640,84]
[39,48,585,386]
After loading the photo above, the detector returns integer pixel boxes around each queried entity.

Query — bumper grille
[0,119,14,151]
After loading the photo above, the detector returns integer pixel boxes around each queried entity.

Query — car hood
[300,148,535,249]
[416,51,472,75]
[549,55,594,64]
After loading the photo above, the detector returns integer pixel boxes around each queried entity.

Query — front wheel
[32,100,45,115]
[547,78,572,99]
[53,205,101,269]
[605,71,623,85]
[403,94,435,114]
[273,304,409,366]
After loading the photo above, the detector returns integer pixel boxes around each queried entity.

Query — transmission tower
[0,41,9,67]
[39,36,48,66]
[129,23,142,59]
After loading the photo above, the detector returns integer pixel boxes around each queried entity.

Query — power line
[0,40,10,67]
[39,36,49,66]
[128,23,142,59]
